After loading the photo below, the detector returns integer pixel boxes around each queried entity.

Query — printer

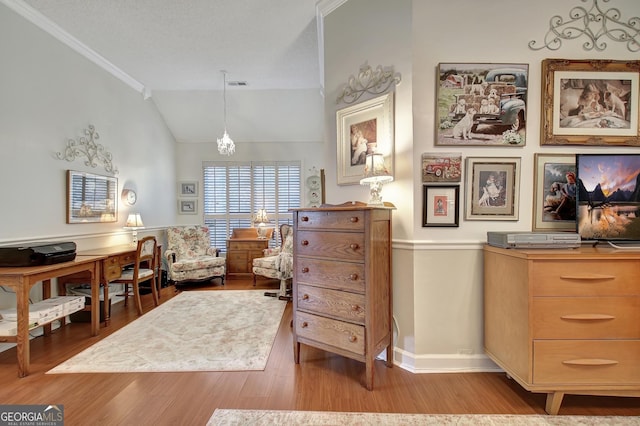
[0,242,77,267]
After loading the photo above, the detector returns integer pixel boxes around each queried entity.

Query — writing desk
[0,255,102,377]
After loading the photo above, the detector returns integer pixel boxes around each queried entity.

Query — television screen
[576,154,640,243]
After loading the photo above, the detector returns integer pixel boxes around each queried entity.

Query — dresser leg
[365,360,374,390]
[545,391,564,415]
[293,341,300,364]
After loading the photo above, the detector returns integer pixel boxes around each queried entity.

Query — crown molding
[1,0,150,98]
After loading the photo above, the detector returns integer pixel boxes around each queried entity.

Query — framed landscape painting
[436,63,528,146]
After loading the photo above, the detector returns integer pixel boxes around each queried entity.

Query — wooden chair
[112,236,159,315]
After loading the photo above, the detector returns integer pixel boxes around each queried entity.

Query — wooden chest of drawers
[226,239,268,277]
[483,245,640,414]
[291,203,394,390]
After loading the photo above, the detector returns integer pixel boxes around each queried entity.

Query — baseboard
[392,347,503,374]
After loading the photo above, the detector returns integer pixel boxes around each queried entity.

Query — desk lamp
[124,213,145,245]
[360,153,393,205]
[254,209,270,239]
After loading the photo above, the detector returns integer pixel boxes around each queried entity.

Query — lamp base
[366,180,385,206]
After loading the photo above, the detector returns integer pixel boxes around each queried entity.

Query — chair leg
[150,276,159,307]
[132,282,143,315]
[123,284,129,306]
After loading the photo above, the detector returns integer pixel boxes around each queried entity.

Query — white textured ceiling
[18,0,324,143]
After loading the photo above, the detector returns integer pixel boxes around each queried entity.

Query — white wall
[323,0,639,372]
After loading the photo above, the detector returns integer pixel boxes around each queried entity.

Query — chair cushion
[171,255,225,273]
[253,255,277,269]
[119,268,154,280]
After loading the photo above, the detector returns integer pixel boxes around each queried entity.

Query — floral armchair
[164,225,225,286]
[252,224,293,298]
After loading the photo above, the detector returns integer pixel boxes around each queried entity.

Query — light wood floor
[1,278,638,425]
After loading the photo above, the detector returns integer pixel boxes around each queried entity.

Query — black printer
[0,242,77,267]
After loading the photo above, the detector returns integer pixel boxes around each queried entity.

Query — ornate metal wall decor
[529,0,640,52]
[337,63,401,104]
[56,125,119,174]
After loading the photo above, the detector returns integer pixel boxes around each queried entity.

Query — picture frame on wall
[436,63,528,146]
[178,181,198,197]
[541,58,640,146]
[178,199,197,214]
[465,157,520,221]
[533,153,576,232]
[422,185,459,227]
[336,92,394,185]
[421,152,462,183]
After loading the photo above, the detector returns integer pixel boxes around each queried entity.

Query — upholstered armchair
[252,224,293,298]
[164,225,225,286]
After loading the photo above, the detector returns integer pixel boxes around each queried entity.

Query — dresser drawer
[295,311,365,355]
[296,230,364,262]
[296,258,365,293]
[532,297,640,339]
[297,210,365,231]
[227,241,266,250]
[297,284,365,323]
[531,259,640,296]
[102,257,123,281]
[533,340,640,384]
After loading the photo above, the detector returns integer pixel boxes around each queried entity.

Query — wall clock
[122,189,137,206]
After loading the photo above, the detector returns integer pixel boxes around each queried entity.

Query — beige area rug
[207,409,639,425]
[47,291,287,373]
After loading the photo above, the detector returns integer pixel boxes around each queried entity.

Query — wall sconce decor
[360,153,393,206]
[337,62,401,104]
[56,125,119,174]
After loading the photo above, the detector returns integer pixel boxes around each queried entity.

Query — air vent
[228,81,248,86]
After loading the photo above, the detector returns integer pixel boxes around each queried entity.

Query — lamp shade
[360,153,393,184]
[124,213,145,229]
[254,208,270,225]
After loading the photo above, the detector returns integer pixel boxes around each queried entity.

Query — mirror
[66,170,118,223]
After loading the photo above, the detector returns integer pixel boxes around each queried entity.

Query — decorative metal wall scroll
[529,0,640,52]
[56,125,119,174]
[337,63,401,104]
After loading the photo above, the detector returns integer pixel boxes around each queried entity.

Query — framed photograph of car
[465,157,521,221]
[436,63,528,146]
[532,153,576,232]
[421,152,462,182]
[541,59,640,146]
[423,185,459,227]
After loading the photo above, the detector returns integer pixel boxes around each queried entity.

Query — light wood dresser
[226,228,271,278]
[483,244,640,414]
[291,202,394,390]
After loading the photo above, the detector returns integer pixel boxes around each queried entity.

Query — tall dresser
[484,244,640,414]
[291,202,394,390]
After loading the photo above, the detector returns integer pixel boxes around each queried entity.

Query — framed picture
[422,185,459,227]
[533,153,576,232]
[66,170,117,224]
[436,63,528,146]
[465,157,520,221]
[421,152,462,183]
[541,59,640,146]
[178,199,197,214]
[336,92,394,185]
[179,181,198,197]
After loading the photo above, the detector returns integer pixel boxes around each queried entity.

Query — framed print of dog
[336,92,394,185]
[465,157,521,221]
[436,63,528,146]
[541,59,640,146]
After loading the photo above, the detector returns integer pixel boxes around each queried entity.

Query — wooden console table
[226,228,270,278]
[484,244,640,414]
[0,255,103,377]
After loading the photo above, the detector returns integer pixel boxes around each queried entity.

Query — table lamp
[254,208,270,239]
[360,153,393,206]
[124,213,145,245]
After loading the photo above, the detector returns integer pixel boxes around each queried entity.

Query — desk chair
[112,236,159,315]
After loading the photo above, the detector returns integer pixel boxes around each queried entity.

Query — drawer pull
[350,304,360,312]
[302,294,309,300]
[301,216,309,222]
[562,358,618,366]
[559,273,615,281]
[561,314,615,321]
[348,335,357,343]
[302,267,309,273]
[301,321,308,328]
[350,217,359,223]
[349,273,358,281]
[301,240,309,246]
[349,243,359,250]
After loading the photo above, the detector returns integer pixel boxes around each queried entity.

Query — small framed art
[465,157,520,221]
[422,185,459,227]
[178,199,197,214]
[532,153,576,232]
[421,152,462,183]
[179,181,198,197]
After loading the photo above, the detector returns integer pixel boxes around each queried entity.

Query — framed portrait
[421,152,462,183]
[465,157,520,221]
[436,63,528,146]
[178,181,198,197]
[178,199,197,215]
[336,92,394,185]
[533,154,576,232]
[541,59,640,146]
[423,185,459,227]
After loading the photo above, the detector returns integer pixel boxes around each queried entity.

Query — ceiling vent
[227,81,248,87]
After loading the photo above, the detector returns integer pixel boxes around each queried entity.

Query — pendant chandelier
[217,70,235,156]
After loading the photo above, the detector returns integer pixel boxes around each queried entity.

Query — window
[203,161,301,252]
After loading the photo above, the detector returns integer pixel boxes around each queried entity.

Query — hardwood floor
[1,278,638,425]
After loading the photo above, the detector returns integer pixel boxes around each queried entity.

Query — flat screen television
[575,153,640,246]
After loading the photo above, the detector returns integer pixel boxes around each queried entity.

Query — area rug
[206,409,638,425]
[47,290,287,373]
